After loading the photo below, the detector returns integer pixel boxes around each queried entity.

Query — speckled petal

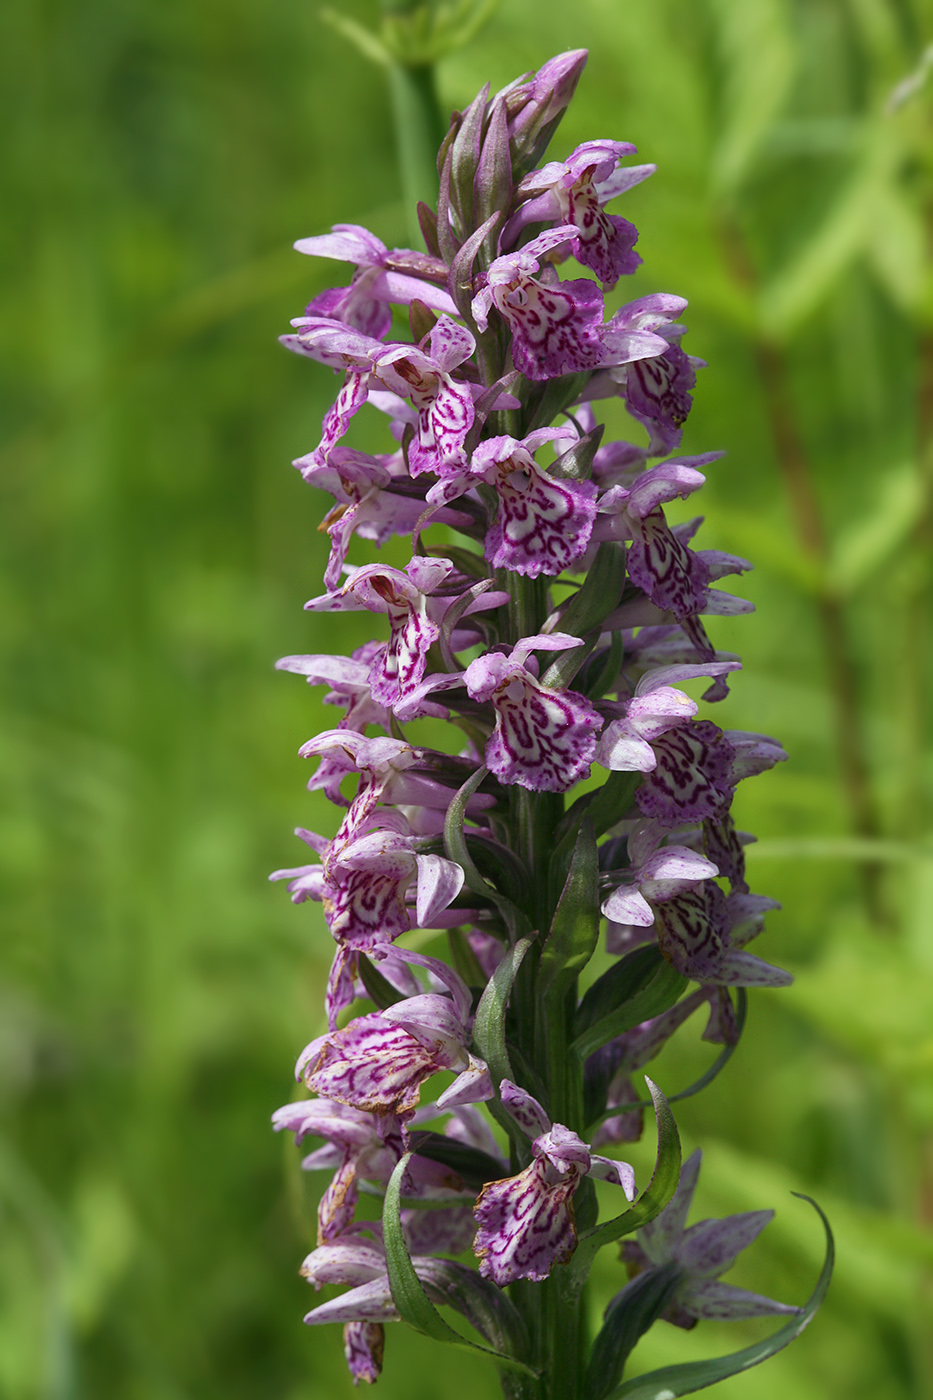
[637,722,735,825]
[302,1015,442,1118]
[343,1321,385,1384]
[472,1157,581,1284]
[464,660,602,793]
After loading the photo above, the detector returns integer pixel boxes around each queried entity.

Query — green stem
[386,61,446,245]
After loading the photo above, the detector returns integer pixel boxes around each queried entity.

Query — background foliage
[2,0,932,1396]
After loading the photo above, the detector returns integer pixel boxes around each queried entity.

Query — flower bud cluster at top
[271,50,795,1394]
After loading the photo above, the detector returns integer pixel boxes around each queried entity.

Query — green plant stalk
[499,571,588,1400]
[387,60,446,245]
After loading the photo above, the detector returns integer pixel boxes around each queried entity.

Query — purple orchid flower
[272,1099,405,1242]
[600,818,719,928]
[472,229,686,381]
[586,335,700,455]
[504,49,588,156]
[304,556,503,710]
[271,52,808,1390]
[296,223,457,340]
[292,444,465,591]
[271,818,466,1026]
[297,950,492,1119]
[507,140,655,285]
[620,1150,800,1326]
[296,732,491,859]
[281,315,476,477]
[463,634,603,792]
[596,461,712,622]
[636,720,737,827]
[595,662,741,773]
[343,1320,384,1385]
[426,427,597,577]
[274,646,390,803]
[472,1080,635,1284]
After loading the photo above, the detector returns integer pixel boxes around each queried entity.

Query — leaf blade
[607,1196,834,1399]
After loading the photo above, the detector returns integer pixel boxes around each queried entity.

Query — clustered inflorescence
[270,51,803,1397]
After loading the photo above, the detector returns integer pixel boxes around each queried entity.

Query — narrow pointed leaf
[474,98,512,260]
[439,577,496,670]
[444,766,531,937]
[540,632,598,691]
[417,201,440,258]
[436,143,460,265]
[573,947,687,1059]
[408,1130,505,1190]
[538,818,600,997]
[606,1196,834,1399]
[584,631,625,700]
[383,1153,539,1377]
[449,85,487,235]
[471,937,534,1092]
[557,769,639,845]
[522,371,592,434]
[358,953,407,1010]
[450,212,501,318]
[552,542,627,641]
[550,424,604,481]
[586,1263,684,1400]
[570,1080,681,1280]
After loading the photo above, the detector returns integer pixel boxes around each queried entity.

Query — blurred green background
[2,0,932,1396]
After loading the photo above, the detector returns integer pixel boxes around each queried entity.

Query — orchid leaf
[358,953,407,1010]
[540,632,598,691]
[573,947,687,1059]
[383,1153,539,1377]
[606,1196,834,1399]
[538,818,600,998]
[557,770,639,846]
[472,936,533,1093]
[474,98,512,259]
[549,423,604,481]
[439,577,496,670]
[448,85,487,236]
[444,767,531,938]
[586,1262,684,1400]
[583,630,625,700]
[450,211,501,316]
[570,1080,681,1281]
[407,1130,505,1190]
[549,541,626,643]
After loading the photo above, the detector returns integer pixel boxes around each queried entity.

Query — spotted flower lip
[425,427,596,578]
[303,557,504,711]
[280,315,476,476]
[297,949,491,1119]
[654,881,793,988]
[472,1080,635,1285]
[463,634,603,792]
